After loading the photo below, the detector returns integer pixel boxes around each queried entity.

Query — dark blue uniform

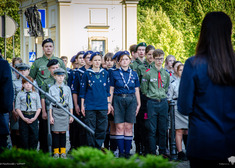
[0,59,13,152]
[80,68,110,149]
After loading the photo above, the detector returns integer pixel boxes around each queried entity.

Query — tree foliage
[0,0,20,61]
[138,0,235,62]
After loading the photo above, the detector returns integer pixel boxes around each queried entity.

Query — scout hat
[70,55,76,63]
[54,68,66,75]
[16,63,31,70]
[135,42,147,52]
[42,38,54,47]
[118,51,130,62]
[89,52,101,61]
[47,59,59,67]
[83,50,93,58]
[76,51,85,57]
[112,51,122,60]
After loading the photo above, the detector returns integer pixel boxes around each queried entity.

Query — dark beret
[118,51,130,62]
[77,51,85,57]
[135,42,147,51]
[42,38,54,47]
[83,50,93,58]
[70,55,76,63]
[90,52,101,61]
[47,59,59,67]
[112,51,122,60]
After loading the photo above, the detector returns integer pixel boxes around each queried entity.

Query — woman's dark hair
[196,12,235,85]
[104,52,114,62]
[172,61,181,68]
[145,45,155,54]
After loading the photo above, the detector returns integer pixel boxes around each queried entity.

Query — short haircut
[104,52,114,62]
[60,56,68,60]
[22,76,35,91]
[146,45,155,54]
[129,44,137,55]
[153,49,165,58]
[177,64,184,72]
[12,57,22,67]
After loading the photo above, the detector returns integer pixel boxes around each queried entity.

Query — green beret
[135,42,147,51]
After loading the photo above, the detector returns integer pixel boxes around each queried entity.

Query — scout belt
[115,94,135,98]
[52,104,68,108]
[22,111,35,115]
[148,98,167,103]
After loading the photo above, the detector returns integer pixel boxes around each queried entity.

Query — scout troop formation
[10,38,188,160]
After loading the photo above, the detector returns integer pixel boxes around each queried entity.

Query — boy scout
[15,76,41,149]
[141,49,170,157]
[135,45,155,155]
[29,38,67,88]
[39,59,60,152]
[129,44,138,63]
[130,42,147,71]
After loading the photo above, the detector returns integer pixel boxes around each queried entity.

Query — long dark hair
[196,12,235,85]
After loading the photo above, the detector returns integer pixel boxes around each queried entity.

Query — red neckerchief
[158,71,163,88]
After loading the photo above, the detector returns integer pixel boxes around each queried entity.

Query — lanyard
[119,68,132,90]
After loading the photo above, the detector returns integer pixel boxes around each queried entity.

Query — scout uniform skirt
[51,107,69,132]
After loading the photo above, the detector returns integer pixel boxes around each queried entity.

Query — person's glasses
[155,57,164,61]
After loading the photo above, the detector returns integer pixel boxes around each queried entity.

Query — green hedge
[0,147,175,168]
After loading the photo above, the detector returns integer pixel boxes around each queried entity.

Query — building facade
[19,0,139,65]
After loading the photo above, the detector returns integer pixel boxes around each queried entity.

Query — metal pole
[4,12,6,60]
[169,100,177,161]
[13,35,15,58]
[10,66,95,136]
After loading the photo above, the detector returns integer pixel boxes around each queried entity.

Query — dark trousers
[38,113,48,152]
[190,158,233,168]
[70,112,87,149]
[19,114,38,149]
[85,110,108,149]
[134,94,148,154]
[145,99,168,155]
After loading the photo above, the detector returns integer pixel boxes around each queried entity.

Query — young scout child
[164,55,176,76]
[15,76,41,149]
[40,59,59,153]
[49,68,74,158]
[60,56,71,73]
[11,63,38,148]
[130,42,147,70]
[109,51,141,158]
[12,57,22,81]
[80,50,93,72]
[80,52,111,149]
[135,45,155,155]
[141,49,170,157]
[129,44,138,63]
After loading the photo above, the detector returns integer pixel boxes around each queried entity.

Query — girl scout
[15,76,41,149]
[110,51,141,158]
[80,52,111,149]
[49,68,74,158]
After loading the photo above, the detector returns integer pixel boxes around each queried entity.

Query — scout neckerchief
[119,67,132,90]
[26,91,32,111]
[158,71,163,88]
[59,86,65,104]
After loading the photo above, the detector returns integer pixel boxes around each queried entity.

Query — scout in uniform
[110,51,141,158]
[15,76,41,149]
[40,59,60,152]
[60,56,71,73]
[49,68,74,158]
[164,55,176,76]
[80,50,93,72]
[130,42,147,71]
[141,49,170,157]
[80,52,111,149]
[135,45,155,155]
[11,63,38,148]
[29,38,67,88]
[11,57,22,81]
[129,44,138,63]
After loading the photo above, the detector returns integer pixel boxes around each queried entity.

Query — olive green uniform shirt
[29,55,67,87]
[137,61,155,83]
[141,66,170,100]
[130,57,145,71]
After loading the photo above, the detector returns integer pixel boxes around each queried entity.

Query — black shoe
[177,151,188,161]
[159,153,171,160]
[125,153,132,159]
[119,153,125,158]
